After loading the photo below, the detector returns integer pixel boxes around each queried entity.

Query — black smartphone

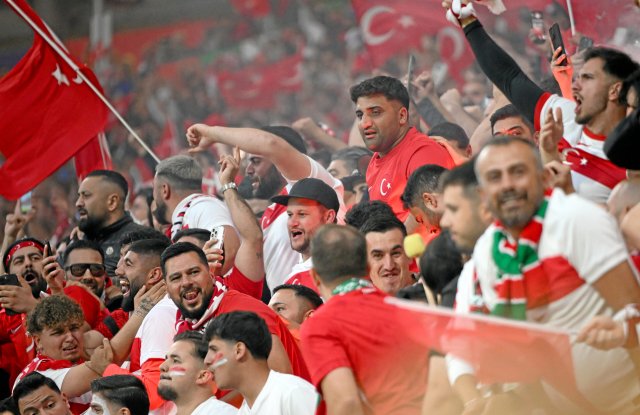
[549,23,568,66]
[578,36,594,51]
[44,241,51,257]
[0,274,20,316]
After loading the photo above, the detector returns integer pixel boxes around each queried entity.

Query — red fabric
[0,310,33,388]
[104,358,167,410]
[284,270,319,294]
[0,0,107,200]
[230,0,271,18]
[214,290,311,381]
[225,265,264,300]
[261,188,288,230]
[63,285,102,329]
[74,132,113,181]
[300,289,429,414]
[557,138,626,190]
[366,128,455,221]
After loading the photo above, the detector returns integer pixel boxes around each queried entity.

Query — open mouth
[120,278,130,296]
[23,271,38,284]
[62,344,78,355]
[573,95,582,114]
[290,229,304,241]
[182,289,200,306]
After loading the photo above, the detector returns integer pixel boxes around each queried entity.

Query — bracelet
[221,182,238,194]
[84,362,103,376]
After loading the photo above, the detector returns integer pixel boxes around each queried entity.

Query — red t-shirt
[225,266,264,300]
[284,270,319,294]
[366,127,455,221]
[300,288,429,415]
[215,290,310,381]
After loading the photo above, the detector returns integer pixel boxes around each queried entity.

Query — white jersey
[535,93,626,204]
[191,396,237,415]
[261,156,345,292]
[237,370,318,415]
[171,193,235,239]
[457,189,640,414]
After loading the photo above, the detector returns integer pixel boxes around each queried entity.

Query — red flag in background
[74,133,113,181]
[154,117,180,159]
[230,0,271,18]
[385,297,598,412]
[0,0,107,199]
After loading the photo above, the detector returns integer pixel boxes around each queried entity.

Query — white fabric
[263,155,345,292]
[237,370,317,415]
[286,257,313,281]
[39,368,92,405]
[191,396,238,415]
[455,190,640,414]
[135,295,178,365]
[538,94,616,204]
[171,193,234,237]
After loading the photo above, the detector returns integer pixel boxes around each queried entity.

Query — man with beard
[186,124,345,293]
[449,136,640,414]
[442,1,639,203]
[1,238,47,313]
[76,170,147,278]
[152,155,239,276]
[162,242,310,382]
[157,331,236,415]
[100,238,176,415]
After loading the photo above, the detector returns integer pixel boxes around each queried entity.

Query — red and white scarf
[170,194,209,239]
[175,276,227,334]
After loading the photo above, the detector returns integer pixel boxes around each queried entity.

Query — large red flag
[384,297,598,412]
[74,133,113,181]
[0,0,107,199]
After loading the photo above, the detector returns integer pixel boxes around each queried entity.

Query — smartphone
[19,191,32,214]
[549,23,567,66]
[578,36,594,51]
[44,241,51,257]
[531,11,546,45]
[0,274,20,315]
[210,226,225,252]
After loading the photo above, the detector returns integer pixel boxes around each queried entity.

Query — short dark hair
[28,294,84,334]
[489,104,534,134]
[350,76,410,109]
[173,330,208,360]
[345,200,395,229]
[91,375,149,415]
[272,284,323,309]
[204,311,272,360]
[330,147,373,175]
[440,159,479,199]
[311,224,367,283]
[428,122,469,149]
[0,397,19,415]
[584,47,639,82]
[401,164,448,209]
[419,231,464,296]
[359,214,407,237]
[63,239,104,266]
[621,68,640,107]
[172,228,210,244]
[86,170,129,201]
[120,228,170,248]
[261,126,307,154]
[129,238,171,260]
[13,373,62,406]
[161,242,208,277]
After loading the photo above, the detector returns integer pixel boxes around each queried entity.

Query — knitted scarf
[175,276,227,334]
[332,278,374,296]
[490,190,551,320]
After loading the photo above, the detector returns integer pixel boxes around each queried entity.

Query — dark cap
[271,178,340,212]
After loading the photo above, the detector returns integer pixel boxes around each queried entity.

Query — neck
[301,252,311,261]
[379,125,410,157]
[237,362,270,408]
[175,389,215,415]
[586,106,626,136]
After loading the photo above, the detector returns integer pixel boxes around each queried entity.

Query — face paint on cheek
[89,395,111,415]
[208,352,228,370]
[168,366,187,377]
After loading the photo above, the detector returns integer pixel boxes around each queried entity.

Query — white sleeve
[185,198,234,231]
[139,307,177,363]
[37,368,69,390]
[538,94,580,146]
[561,194,630,284]
[283,384,318,415]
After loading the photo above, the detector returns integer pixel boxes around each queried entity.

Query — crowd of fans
[1,0,640,414]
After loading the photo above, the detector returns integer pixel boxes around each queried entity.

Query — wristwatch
[221,182,238,193]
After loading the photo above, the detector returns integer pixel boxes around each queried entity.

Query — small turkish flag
[0,0,107,199]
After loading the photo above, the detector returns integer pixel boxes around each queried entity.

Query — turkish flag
[74,133,113,181]
[0,0,107,200]
[384,297,598,412]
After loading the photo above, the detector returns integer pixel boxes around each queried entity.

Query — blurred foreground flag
[0,0,107,199]
[385,297,598,412]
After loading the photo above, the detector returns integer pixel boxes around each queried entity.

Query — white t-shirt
[453,189,640,414]
[191,396,238,415]
[261,156,345,292]
[129,295,177,373]
[536,94,626,204]
[171,193,235,239]
[238,371,318,415]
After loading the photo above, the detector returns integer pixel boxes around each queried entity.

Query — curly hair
[27,295,84,334]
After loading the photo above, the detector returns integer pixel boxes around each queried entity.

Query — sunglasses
[65,263,106,278]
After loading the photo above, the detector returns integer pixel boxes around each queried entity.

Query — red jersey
[366,128,455,221]
[300,288,429,415]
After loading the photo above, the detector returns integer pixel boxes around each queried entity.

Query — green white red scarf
[332,278,373,296]
[490,190,551,320]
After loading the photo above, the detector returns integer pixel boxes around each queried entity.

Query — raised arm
[187,124,312,181]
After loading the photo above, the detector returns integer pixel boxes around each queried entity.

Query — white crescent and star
[380,178,391,196]
[52,64,69,86]
[562,148,588,166]
[438,26,465,60]
[361,5,396,46]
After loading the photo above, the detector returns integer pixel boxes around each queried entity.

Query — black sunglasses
[65,263,106,278]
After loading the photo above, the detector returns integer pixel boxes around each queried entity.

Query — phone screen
[19,192,32,214]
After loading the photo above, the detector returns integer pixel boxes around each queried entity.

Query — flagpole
[565,0,576,37]
[6,0,161,164]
